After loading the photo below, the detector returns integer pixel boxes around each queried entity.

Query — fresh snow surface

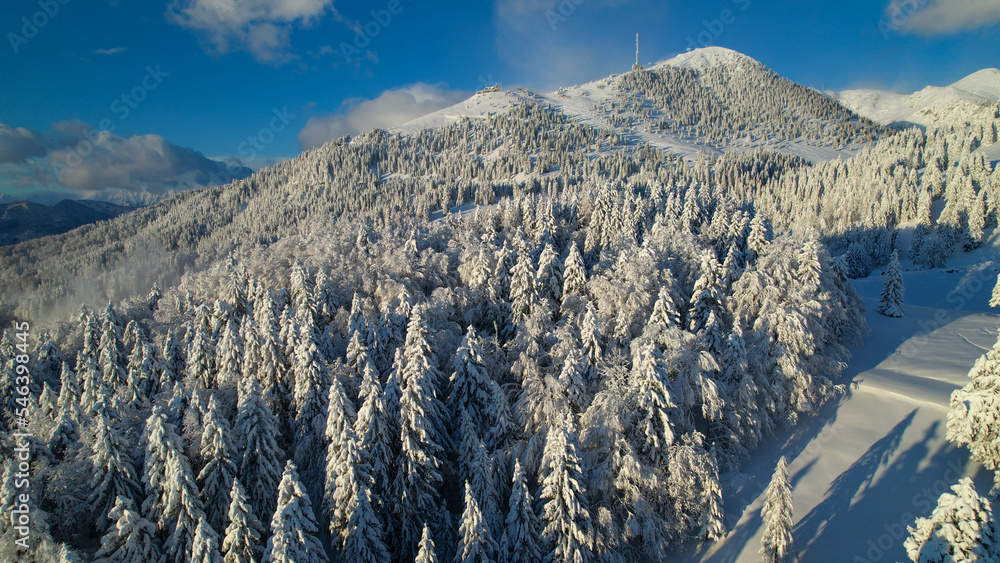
[668,237,1000,562]
[832,68,1000,129]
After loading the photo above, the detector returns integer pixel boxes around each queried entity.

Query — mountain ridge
[831,67,1000,129]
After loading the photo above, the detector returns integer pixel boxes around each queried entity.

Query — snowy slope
[396,47,871,163]
[392,89,526,134]
[832,68,1000,129]
[669,238,1000,563]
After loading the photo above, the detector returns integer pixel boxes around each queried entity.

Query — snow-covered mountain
[3,45,1000,563]
[399,47,885,163]
[831,68,1000,129]
[0,198,135,246]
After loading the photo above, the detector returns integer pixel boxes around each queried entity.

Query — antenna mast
[633,33,643,71]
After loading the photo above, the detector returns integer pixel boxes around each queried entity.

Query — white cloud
[167,0,336,64]
[0,121,252,201]
[0,125,48,163]
[884,0,1000,36]
[94,47,127,55]
[297,83,469,149]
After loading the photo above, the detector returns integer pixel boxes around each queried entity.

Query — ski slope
[670,242,1000,562]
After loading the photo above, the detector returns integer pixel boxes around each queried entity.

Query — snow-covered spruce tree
[538,415,593,563]
[88,405,143,534]
[579,302,602,385]
[264,461,328,563]
[216,318,244,391]
[504,459,542,563]
[327,408,366,547]
[878,250,904,318]
[463,426,502,542]
[99,313,127,389]
[449,326,493,445]
[904,477,998,562]
[759,456,796,563]
[92,496,163,563]
[990,273,1000,308]
[561,242,587,303]
[191,516,224,563]
[341,479,389,563]
[393,304,450,558]
[632,341,676,466]
[292,318,331,482]
[235,377,284,527]
[354,358,394,505]
[947,333,1000,498]
[455,482,498,563]
[222,479,263,563]
[199,396,238,532]
[187,324,216,389]
[414,524,439,563]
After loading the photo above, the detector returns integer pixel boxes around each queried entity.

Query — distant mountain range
[0,198,135,246]
[830,68,1000,129]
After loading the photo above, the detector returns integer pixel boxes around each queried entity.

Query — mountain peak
[655,47,763,72]
[950,68,1000,101]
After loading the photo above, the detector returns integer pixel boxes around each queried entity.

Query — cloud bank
[298,83,469,149]
[0,120,252,203]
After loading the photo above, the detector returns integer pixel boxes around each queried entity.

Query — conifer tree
[291,319,330,498]
[504,459,541,563]
[538,416,593,563]
[947,332,1000,498]
[759,456,796,563]
[342,479,389,563]
[92,496,163,563]
[264,461,328,563]
[236,377,284,526]
[188,324,216,389]
[633,342,676,465]
[990,273,1000,308]
[191,516,224,563]
[89,406,143,533]
[455,482,498,563]
[562,243,587,301]
[449,326,493,442]
[878,250,905,318]
[354,359,394,505]
[394,305,450,558]
[199,396,238,532]
[580,303,602,384]
[216,318,243,390]
[414,524,439,563]
[326,383,363,545]
[222,479,263,563]
[904,477,998,563]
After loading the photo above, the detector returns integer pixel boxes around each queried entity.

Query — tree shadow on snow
[692,395,851,563]
[794,419,986,563]
[792,410,916,559]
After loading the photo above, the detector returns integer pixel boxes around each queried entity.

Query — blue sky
[1,0,998,202]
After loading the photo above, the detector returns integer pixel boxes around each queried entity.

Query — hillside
[0,198,135,246]
[2,46,1000,562]
[399,47,886,164]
